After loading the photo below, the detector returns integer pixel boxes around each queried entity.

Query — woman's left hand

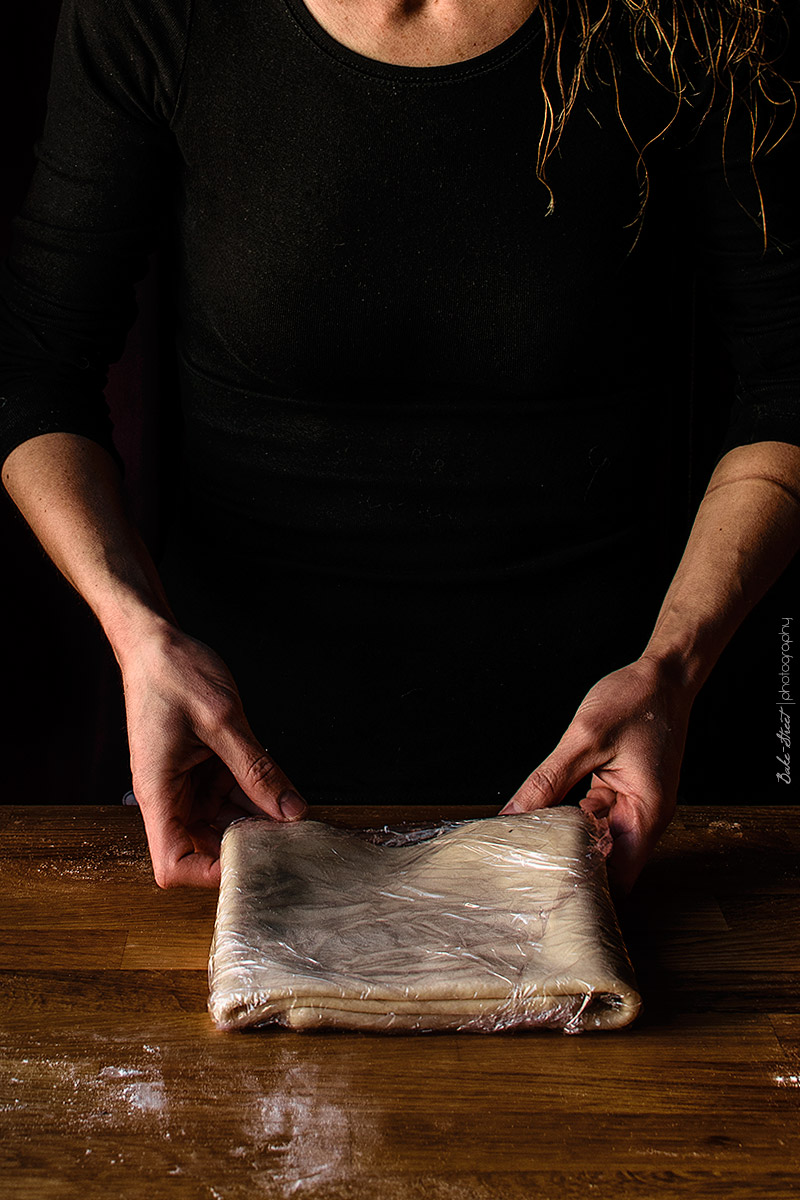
[499,656,694,892]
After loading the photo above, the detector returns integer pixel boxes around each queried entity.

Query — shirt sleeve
[0,0,191,468]
[676,51,800,458]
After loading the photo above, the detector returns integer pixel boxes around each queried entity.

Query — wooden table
[1,805,798,1199]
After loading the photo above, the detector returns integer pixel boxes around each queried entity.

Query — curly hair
[535,0,798,242]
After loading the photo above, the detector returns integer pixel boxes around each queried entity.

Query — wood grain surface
[1,804,798,1199]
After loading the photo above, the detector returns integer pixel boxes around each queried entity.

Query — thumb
[209,723,307,821]
[499,735,601,814]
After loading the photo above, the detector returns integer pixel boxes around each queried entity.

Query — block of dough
[207,809,641,1033]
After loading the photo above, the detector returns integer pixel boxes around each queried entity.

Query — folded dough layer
[207,810,641,1033]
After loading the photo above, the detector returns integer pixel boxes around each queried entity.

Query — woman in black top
[1,0,799,888]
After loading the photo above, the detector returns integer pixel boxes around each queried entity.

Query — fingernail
[279,790,307,820]
[499,801,521,815]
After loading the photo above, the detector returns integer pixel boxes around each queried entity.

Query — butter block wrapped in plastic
[207,809,641,1033]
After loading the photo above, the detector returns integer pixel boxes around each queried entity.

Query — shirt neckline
[281,0,543,83]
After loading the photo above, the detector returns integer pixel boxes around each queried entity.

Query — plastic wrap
[207,809,641,1034]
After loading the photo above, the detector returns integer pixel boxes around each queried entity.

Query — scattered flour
[119,1081,166,1113]
[244,1054,355,1195]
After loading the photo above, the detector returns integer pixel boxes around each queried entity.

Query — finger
[605,819,646,896]
[186,820,223,859]
[142,808,221,889]
[582,777,616,810]
[181,757,237,825]
[499,738,602,815]
[190,761,267,825]
[209,724,307,822]
[579,791,614,820]
[604,798,667,896]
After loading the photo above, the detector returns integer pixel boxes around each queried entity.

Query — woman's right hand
[3,436,305,889]
[119,620,307,888]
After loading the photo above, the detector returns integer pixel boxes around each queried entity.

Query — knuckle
[570,707,606,743]
[527,765,560,804]
[153,861,176,890]
[244,753,279,790]
[652,796,677,835]
[196,693,237,733]
[131,773,163,812]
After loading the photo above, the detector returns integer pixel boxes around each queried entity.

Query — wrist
[103,597,181,671]
[638,624,718,700]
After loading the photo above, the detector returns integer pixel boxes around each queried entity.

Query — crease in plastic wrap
[207,809,642,1034]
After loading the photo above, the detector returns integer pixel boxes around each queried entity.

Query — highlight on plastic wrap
[207,809,641,1034]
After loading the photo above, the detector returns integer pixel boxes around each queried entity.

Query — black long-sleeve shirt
[1,0,799,802]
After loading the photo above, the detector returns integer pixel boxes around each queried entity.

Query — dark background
[1,2,797,806]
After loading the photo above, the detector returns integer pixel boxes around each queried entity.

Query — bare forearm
[4,430,306,882]
[642,440,800,695]
[2,432,176,661]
